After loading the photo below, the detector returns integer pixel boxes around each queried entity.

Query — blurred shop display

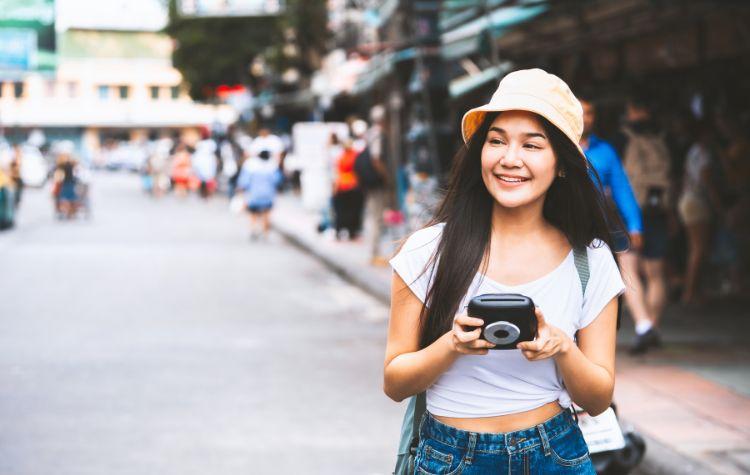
[290,121,349,211]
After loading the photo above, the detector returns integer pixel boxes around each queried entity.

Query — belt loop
[465,432,477,464]
[537,423,551,456]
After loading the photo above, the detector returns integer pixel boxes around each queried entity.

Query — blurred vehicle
[576,404,646,475]
[19,145,49,188]
[103,142,149,172]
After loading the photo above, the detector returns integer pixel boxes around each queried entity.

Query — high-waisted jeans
[414,410,595,474]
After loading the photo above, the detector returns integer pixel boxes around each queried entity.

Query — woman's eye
[489,138,505,145]
[524,143,541,150]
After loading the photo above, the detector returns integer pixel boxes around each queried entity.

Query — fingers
[454,327,481,343]
[455,340,495,355]
[518,338,557,361]
[454,314,484,329]
[452,314,494,355]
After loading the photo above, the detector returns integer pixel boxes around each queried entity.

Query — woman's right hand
[450,314,495,355]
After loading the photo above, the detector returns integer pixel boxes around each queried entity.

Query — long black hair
[415,111,624,349]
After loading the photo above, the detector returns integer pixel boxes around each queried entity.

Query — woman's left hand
[517,307,572,361]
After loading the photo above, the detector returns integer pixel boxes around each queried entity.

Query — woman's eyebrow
[488,127,547,140]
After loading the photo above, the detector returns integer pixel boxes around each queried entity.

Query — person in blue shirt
[236,149,282,241]
[580,98,660,355]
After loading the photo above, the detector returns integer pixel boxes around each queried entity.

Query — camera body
[467,293,537,350]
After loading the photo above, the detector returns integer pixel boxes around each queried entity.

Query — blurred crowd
[2,92,747,341]
[581,93,750,353]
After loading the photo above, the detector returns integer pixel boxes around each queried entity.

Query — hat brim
[461,92,585,158]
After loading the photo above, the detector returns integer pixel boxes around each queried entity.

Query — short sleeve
[579,241,626,329]
[389,224,444,304]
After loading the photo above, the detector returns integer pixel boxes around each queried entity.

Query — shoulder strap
[573,244,622,329]
[411,392,426,447]
[394,392,426,474]
[573,247,590,297]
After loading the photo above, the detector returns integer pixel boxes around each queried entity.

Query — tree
[164,0,281,99]
[164,0,329,100]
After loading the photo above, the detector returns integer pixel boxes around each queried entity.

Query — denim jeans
[414,410,595,475]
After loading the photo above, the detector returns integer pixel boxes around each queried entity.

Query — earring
[558,170,567,178]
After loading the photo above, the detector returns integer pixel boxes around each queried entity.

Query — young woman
[384,69,625,474]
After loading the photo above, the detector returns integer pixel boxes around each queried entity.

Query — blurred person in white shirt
[193,137,218,199]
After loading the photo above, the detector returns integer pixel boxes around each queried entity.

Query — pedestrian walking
[236,149,282,241]
[385,69,625,474]
[617,96,672,354]
[317,132,343,234]
[9,144,23,209]
[150,138,173,198]
[170,142,193,198]
[192,138,218,199]
[580,98,652,354]
[0,165,15,230]
[332,139,364,240]
[360,105,390,265]
[677,123,721,304]
[54,156,80,220]
[716,114,750,296]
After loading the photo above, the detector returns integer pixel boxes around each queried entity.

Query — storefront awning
[449,62,511,98]
[350,47,417,96]
[441,3,548,60]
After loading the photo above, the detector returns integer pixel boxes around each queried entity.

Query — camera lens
[493,330,509,339]
[484,321,520,345]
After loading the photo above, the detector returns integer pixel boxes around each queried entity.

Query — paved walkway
[272,193,750,475]
[0,176,404,475]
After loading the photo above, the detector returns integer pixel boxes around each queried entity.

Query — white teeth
[497,176,526,183]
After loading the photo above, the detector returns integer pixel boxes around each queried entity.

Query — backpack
[621,128,671,208]
[353,147,384,190]
[393,247,592,475]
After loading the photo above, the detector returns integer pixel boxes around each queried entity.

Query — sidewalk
[272,194,750,475]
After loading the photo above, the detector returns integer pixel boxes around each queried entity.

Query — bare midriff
[432,401,563,433]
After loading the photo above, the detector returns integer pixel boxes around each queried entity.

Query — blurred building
[0,26,236,159]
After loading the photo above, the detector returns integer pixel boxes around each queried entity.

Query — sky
[55,0,168,32]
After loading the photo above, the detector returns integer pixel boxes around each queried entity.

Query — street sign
[0,29,37,70]
[177,0,284,17]
[0,0,55,73]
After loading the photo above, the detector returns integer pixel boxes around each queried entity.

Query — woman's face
[480,110,557,210]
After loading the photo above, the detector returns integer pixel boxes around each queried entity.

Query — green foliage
[285,0,329,75]
[164,0,281,99]
[164,0,329,100]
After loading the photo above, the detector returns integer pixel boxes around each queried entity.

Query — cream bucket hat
[461,68,585,157]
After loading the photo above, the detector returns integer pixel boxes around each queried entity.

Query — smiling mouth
[495,175,530,183]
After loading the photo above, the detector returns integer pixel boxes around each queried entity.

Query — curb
[272,218,391,304]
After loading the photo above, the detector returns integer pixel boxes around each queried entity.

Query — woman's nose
[499,145,523,168]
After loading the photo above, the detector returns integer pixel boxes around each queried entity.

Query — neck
[490,198,549,243]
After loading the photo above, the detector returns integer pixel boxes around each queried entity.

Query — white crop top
[389,223,625,418]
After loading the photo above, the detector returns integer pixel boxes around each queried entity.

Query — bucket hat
[461,68,585,157]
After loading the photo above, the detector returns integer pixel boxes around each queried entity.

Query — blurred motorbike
[575,403,646,474]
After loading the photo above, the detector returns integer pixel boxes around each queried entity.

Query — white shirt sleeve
[579,242,626,329]
[388,224,443,304]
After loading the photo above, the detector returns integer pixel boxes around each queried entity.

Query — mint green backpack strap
[573,247,590,297]
[393,392,426,475]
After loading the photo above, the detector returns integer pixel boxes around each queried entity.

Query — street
[0,173,404,475]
